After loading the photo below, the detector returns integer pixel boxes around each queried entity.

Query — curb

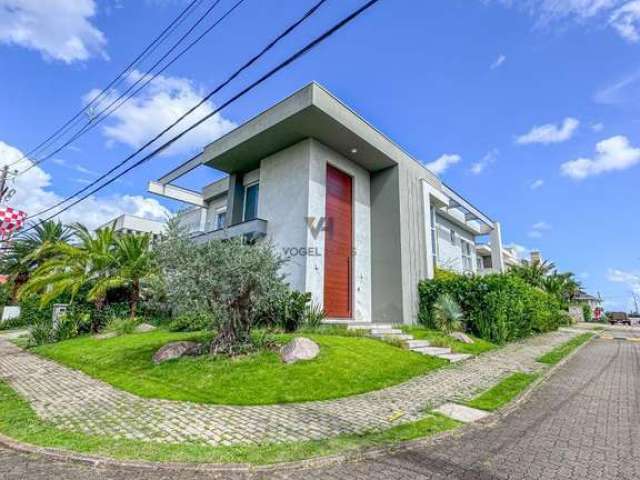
[0,332,593,474]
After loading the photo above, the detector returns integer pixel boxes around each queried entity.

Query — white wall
[434,213,477,274]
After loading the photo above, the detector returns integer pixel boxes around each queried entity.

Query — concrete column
[421,180,436,279]
[489,222,505,273]
[225,173,245,227]
[198,207,208,232]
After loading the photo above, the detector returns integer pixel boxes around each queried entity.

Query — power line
[9,0,205,169]
[29,0,329,219]
[18,0,235,176]
[22,0,382,234]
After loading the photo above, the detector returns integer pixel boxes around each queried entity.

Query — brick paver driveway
[2,331,639,479]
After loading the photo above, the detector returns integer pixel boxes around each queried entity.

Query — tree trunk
[209,286,253,355]
[92,297,105,333]
[129,279,140,319]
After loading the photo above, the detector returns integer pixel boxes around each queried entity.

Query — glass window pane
[244,184,259,221]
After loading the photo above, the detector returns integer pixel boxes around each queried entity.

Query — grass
[32,330,447,405]
[401,326,497,355]
[466,373,539,411]
[0,379,460,464]
[536,333,593,365]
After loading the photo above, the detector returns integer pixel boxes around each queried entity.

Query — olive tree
[155,223,285,354]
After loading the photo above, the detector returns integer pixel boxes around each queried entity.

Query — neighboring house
[98,214,165,240]
[572,290,602,311]
[476,244,521,273]
[149,83,506,324]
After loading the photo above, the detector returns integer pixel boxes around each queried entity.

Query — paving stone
[437,353,472,363]
[0,330,577,447]
[433,403,491,423]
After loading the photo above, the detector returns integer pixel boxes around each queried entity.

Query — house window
[216,211,226,230]
[450,229,456,244]
[243,183,259,221]
[461,239,473,272]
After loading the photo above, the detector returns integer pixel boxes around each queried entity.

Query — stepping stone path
[348,324,473,363]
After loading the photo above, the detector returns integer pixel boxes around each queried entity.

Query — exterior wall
[257,138,372,322]
[258,141,312,293]
[308,139,371,323]
[434,214,477,274]
[175,208,203,234]
[204,196,227,231]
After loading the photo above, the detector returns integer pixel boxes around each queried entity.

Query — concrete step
[404,339,431,349]
[371,328,403,336]
[413,346,450,356]
[387,334,414,341]
[437,353,472,363]
[347,324,394,331]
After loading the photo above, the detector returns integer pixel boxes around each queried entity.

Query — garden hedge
[418,272,566,344]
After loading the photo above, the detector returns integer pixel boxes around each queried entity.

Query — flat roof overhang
[199,83,419,176]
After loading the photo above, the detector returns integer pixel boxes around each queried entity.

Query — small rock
[153,341,202,364]
[450,331,475,344]
[135,323,157,333]
[94,331,118,340]
[280,337,320,364]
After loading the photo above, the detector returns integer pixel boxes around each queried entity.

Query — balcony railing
[191,218,268,243]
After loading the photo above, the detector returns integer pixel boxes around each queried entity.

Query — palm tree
[509,259,556,288]
[0,220,72,301]
[20,224,117,331]
[543,272,581,305]
[109,233,155,318]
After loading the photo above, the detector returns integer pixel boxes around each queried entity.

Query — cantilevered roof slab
[200,82,435,179]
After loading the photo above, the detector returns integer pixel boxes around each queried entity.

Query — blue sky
[1,0,639,310]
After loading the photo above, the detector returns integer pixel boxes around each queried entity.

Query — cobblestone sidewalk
[0,330,577,447]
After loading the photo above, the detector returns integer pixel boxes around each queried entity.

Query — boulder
[135,323,157,333]
[280,337,320,364]
[153,341,202,364]
[450,331,475,344]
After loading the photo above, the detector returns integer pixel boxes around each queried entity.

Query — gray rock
[280,337,320,364]
[153,341,202,364]
[450,331,475,344]
[135,323,157,333]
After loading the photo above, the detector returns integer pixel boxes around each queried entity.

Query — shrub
[581,304,593,322]
[305,303,325,329]
[168,311,218,332]
[433,293,464,333]
[106,317,139,335]
[418,272,564,344]
[29,316,54,346]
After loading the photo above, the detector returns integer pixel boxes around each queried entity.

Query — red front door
[323,165,352,318]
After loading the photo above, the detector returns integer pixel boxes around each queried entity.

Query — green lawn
[0,379,459,464]
[466,372,539,411]
[401,327,497,355]
[33,330,447,405]
[536,333,593,365]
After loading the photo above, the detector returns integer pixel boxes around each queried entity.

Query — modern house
[98,214,165,240]
[149,83,506,324]
[476,244,522,273]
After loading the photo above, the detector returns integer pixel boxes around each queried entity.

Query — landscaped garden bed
[401,326,496,355]
[33,329,447,405]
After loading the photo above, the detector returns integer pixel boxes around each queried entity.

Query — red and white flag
[0,207,27,239]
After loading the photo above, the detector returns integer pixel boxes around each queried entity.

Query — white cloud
[0,140,169,230]
[610,0,640,41]
[591,122,605,132]
[491,1,640,42]
[516,117,580,145]
[490,53,507,69]
[530,179,544,189]
[425,153,461,175]
[0,0,106,63]
[561,135,640,179]
[470,148,498,174]
[594,71,640,105]
[528,220,551,238]
[87,70,236,156]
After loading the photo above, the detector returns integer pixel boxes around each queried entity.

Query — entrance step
[437,353,473,363]
[370,328,402,336]
[413,346,451,356]
[404,339,431,349]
